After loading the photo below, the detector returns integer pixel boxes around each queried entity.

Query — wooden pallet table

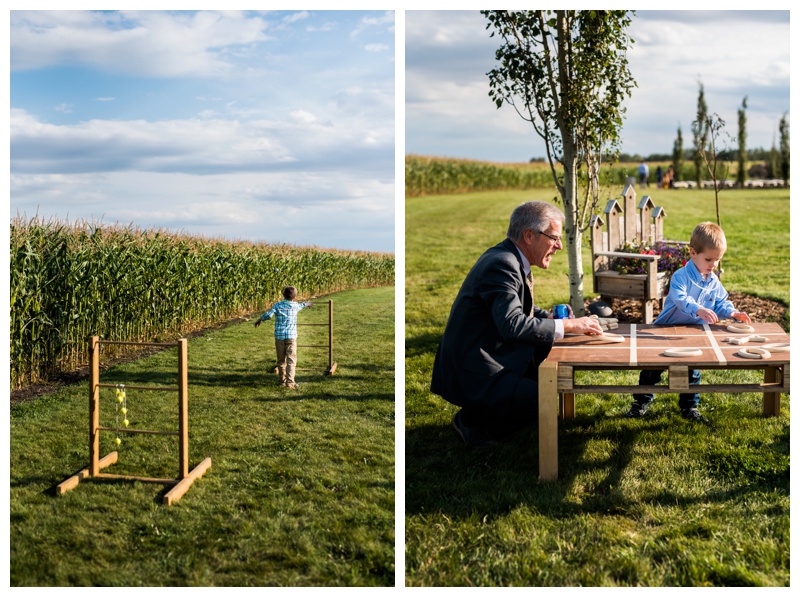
[537,322,790,481]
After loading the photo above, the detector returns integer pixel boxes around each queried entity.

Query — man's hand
[563,316,604,336]
[696,307,718,324]
[731,311,752,324]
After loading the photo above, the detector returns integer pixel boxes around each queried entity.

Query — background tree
[737,97,747,187]
[692,82,709,186]
[695,113,731,227]
[779,113,789,184]
[483,9,636,315]
[672,126,684,182]
[767,138,779,179]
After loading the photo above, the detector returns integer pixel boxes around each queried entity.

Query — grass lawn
[405,188,789,586]
[10,286,395,587]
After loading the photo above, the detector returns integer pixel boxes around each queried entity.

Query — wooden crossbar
[96,383,177,392]
[98,340,180,348]
[97,426,179,436]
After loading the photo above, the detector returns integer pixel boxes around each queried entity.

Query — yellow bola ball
[120,407,127,415]
[116,394,124,403]
[123,419,129,427]
[115,437,122,445]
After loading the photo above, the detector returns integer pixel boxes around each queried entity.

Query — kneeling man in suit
[431,200,603,447]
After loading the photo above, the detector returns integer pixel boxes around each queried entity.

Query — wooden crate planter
[590,183,674,323]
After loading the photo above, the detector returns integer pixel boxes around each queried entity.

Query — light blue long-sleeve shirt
[654,259,737,325]
[258,300,310,340]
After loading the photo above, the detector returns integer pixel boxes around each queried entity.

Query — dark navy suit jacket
[430,238,556,415]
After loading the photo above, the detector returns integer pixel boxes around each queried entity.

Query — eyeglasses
[539,231,562,245]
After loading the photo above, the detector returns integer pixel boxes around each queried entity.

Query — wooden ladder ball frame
[57,336,211,506]
[293,299,338,375]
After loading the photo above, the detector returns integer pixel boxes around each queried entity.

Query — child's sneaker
[681,408,708,423]
[625,403,649,418]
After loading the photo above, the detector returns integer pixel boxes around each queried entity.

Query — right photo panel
[404,9,790,588]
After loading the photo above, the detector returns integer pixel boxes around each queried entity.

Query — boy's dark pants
[633,368,702,411]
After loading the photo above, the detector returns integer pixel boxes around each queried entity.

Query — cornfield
[10,216,395,389]
[405,154,643,197]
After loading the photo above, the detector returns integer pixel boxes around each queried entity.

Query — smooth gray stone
[588,301,613,317]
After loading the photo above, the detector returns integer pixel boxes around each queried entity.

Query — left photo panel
[9,9,396,587]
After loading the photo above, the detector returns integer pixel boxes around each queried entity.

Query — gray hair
[507,201,565,242]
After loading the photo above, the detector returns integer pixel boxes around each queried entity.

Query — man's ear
[523,228,536,245]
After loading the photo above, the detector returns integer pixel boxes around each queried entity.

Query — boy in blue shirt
[627,222,751,422]
[254,286,312,389]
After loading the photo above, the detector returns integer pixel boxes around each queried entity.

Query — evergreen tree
[737,97,747,186]
[779,113,789,183]
[672,126,684,182]
[768,140,778,179]
[692,83,709,186]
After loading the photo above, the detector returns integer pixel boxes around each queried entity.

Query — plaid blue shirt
[259,300,310,340]
[655,259,737,325]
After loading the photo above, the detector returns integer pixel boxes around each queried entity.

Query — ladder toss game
[57,336,211,506]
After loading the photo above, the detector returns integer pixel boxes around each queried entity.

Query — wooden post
[324,300,338,375]
[604,200,623,251]
[638,196,655,244]
[328,300,334,371]
[590,214,606,293]
[621,184,637,244]
[163,457,212,506]
[652,206,667,242]
[668,366,690,391]
[763,366,781,416]
[178,338,189,479]
[538,359,559,482]
[89,336,100,476]
[558,365,575,420]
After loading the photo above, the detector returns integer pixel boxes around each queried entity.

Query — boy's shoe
[681,408,708,423]
[451,412,497,449]
[285,383,300,389]
[625,403,649,418]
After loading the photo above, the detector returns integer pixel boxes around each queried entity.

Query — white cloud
[283,11,309,24]
[405,10,789,161]
[289,110,319,125]
[9,9,395,253]
[10,10,270,78]
[351,11,395,38]
[11,168,394,252]
[10,107,394,176]
[306,22,337,33]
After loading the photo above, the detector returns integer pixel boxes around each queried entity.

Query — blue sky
[9,9,395,253]
[406,10,791,163]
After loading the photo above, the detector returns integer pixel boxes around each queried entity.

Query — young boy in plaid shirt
[254,286,312,389]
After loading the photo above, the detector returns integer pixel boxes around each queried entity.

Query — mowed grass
[405,188,789,586]
[10,286,395,587]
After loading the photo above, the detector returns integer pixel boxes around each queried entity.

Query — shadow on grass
[405,332,442,359]
[405,412,788,520]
